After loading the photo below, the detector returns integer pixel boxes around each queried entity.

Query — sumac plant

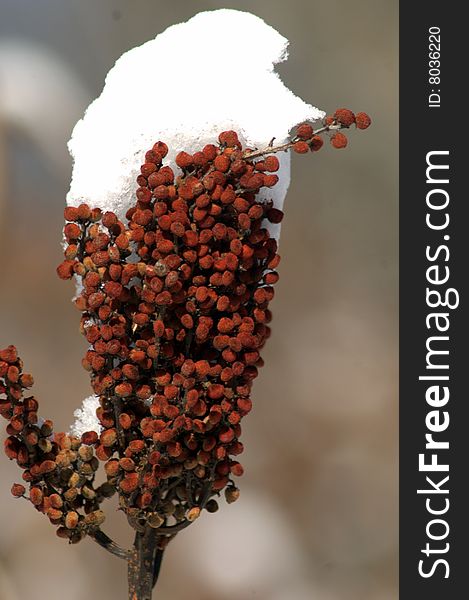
[0,10,370,600]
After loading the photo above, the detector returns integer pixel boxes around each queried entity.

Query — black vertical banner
[400,3,468,599]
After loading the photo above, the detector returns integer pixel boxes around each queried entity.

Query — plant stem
[128,528,164,600]
[243,124,340,159]
[90,528,130,560]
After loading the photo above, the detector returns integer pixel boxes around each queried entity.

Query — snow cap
[67,9,324,238]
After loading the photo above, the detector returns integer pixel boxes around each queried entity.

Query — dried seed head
[104,459,120,477]
[176,151,193,169]
[11,483,26,497]
[52,120,369,528]
[84,510,106,527]
[30,487,43,506]
[64,488,78,502]
[40,460,56,474]
[309,135,324,152]
[96,482,115,498]
[78,445,94,462]
[263,155,280,172]
[82,485,96,500]
[334,108,355,127]
[120,472,139,494]
[174,505,186,521]
[47,508,63,521]
[218,130,240,147]
[187,506,201,521]
[100,428,117,447]
[65,511,79,529]
[0,345,18,364]
[56,526,72,539]
[38,438,53,453]
[225,487,240,504]
[64,206,79,221]
[293,141,309,154]
[296,122,314,140]
[205,499,219,513]
[81,431,98,445]
[56,260,76,280]
[148,512,164,528]
[214,155,231,172]
[115,382,133,398]
[20,372,34,387]
[355,111,372,130]
[69,472,81,488]
[153,141,169,158]
[77,203,91,220]
[64,222,81,241]
[49,493,63,509]
[330,132,348,149]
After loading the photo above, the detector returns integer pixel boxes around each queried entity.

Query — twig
[243,124,340,159]
[155,467,216,534]
[128,528,160,599]
[113,394,127,451]
[152,547,164,588]
[153,519,192,535]
[90,528,131,560]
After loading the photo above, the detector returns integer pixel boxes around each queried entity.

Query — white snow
[67,9,324,240]
[70,395,102,438]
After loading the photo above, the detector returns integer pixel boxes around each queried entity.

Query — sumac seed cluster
[1,110,370,542]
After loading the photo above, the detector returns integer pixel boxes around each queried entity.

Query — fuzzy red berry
[263,155,280,172]
[176,151,193,169]
[293,141,309,154]
[218,130,240,147]
[334,108,355,127]
[296,122,314,140]
[355,112,372,130]
[330,132,348,149]
[309,135,324,152]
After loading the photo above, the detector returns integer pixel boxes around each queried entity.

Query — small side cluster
[0,346,110,543]
[323,109,371,149]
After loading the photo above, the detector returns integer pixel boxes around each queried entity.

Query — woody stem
[127,528,165,600]
[243,123,341,159]
[89,528,130,560]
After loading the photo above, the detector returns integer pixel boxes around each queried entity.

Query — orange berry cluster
[322,108,371,149]
[2,110,370,542]
[57,130,283,526]
[0,346,108,543]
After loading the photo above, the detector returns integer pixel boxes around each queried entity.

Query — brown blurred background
[0,1,398,599]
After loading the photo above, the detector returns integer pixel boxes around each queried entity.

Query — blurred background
[0,1,397,599]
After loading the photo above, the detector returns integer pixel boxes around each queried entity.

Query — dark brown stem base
[128,528,164,600]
